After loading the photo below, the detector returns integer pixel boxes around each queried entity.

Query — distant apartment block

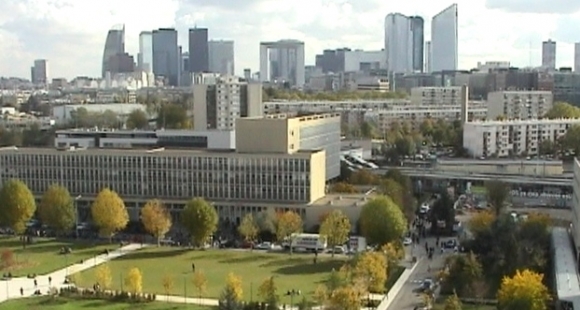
[410,86,464,105]
[463,118,580,158]
[193,76,263,131]
[487,90,553,120]
[31,59,49,84]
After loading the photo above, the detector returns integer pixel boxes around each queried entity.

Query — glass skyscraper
[138,31,153,73]
[101,25,125,77]
[152,28,180,86]
[431,4,458,72]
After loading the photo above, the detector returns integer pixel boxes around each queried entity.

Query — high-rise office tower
[575,43,580,72]
[193,76,263,131]
[189,28,209,73]
[410,16,424,72]
[138,31,153,72]
[431,4,458,72]
[152,28,180,86]
[101,25,125,77]
[259,40,305,87]
[208,40,235,75]
[384,13,413,73]
[542,39,557,70]
[425,41,432,73]
[31,59,48,84]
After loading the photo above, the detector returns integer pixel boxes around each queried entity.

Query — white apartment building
[463,118,580,158]
[487,90,553,120]
[572,158,580,255]
[411,87,463,105]
[263,100,408,115]
[476,61,510,72]
[375,103,487,132]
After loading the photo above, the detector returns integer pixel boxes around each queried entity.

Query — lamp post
[183,276,187,304]
[286,289,300,309]
[250,282,253,303]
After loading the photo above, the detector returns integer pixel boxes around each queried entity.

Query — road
[387,236,454,310]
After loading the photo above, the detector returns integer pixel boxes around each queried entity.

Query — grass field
[0,296,215,310]
[434,302,495,310]
[76,247,348,301]
[0,237,113,276]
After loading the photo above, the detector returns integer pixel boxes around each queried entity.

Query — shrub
[0,249,14,269]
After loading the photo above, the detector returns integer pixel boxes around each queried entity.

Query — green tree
[276,211,303,254]
[359,196,407,246]
[429,191,456,235]
[219,273,244,310]
[326,268,348,292]
[258,276,279,310]
[380,178,404,208]
[561,125,580,155]
[327,286,362,310]
[126,109,149,129]
[69,107,91,127]
[91,188,129,242]
[238,213,258,250]
[180,198,218,247]
[161,274,174,298]
[0,179,36,234]
[255,209,277,234]
[360,121,374,138]
[538,139,556,156]
[99,110,120,128]
[497,269,550,310]
[157,103,190,129]
[124,267,143,294]
[445,252,482,296]
[485,180,510,216]
[320,210,351,257]
[38,184,75,234]
[140,199,172,246]
[544,101,580,119]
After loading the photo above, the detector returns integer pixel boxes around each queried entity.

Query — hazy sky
[1,0,579,79]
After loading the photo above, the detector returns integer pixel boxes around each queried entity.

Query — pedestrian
[192,263,196,272]
[20,287,23,296]
[33,279,37,288]
[48,276,52,286]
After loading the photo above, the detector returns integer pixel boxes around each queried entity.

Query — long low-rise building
[463,118,580,158]
[374,104,486,131]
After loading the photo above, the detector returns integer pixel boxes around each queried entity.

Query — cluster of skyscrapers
[385,4,458,74]
[101,25,235,86]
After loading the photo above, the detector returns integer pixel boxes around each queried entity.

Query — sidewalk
[0,243,146,303]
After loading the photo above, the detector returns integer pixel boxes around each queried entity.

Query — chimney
[460,84,469,124]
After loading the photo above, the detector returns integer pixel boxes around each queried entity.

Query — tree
[124,267,143,294]
[497,269,550,310]
[330,182,357,193]
[538,139,556,156]
[99,110,120,128]
[380,242,404,276]
[360,121,374,138]
[140,199,172,246]
[544,101,580,119]
[258,276,279,310]
[326,268,348,292]
[443,292,463,310]
[327,287,361,310]
[161,274,174,299]
[380,178,404,208]
[320,210,351,257]
[313,285,329,306]
[91,188,129,242]
[180,198,218,247]
[359,196,407,246]
[485,180,510,216]
[353,251,388,293]
[561,125,580,155]
[219,273,244,310]
[192,271,208,301]
[256,209,277,235]
[445,252,482,296]
[429,191,455,235]
[0,179,36,234]
[157,103,190,129]
[126,109,149,129]
[297,296,312,310]
[38,184,75,234]
[468,211,495,237]
[94,264,112,290]
[276,211,303,254]
[238,213,258,250]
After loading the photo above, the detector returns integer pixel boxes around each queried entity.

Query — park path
[0,243,146,303]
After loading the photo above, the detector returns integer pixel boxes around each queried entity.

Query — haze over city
[1,0,579,78]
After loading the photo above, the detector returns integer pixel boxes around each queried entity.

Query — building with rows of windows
[0,113,357,229]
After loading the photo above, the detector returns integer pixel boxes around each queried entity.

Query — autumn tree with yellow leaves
[124,267,143,294]
[320,210,351,257]
[353,251,387,293]
[91,188,129,242]
[238,213,259,250]
[219,272,243,310]
[140,199,172,246]
[276,211,303,254]
[94,264,112,290]
[497,269,550,310]
[192,270,208,301]
[468,211,495,237]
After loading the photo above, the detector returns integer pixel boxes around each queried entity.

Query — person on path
[48,276,52,286]
[20,287,23,296]
[33,279,37,288]
[192,263,196,273]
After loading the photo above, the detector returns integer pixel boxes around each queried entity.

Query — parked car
[255,242,272,250]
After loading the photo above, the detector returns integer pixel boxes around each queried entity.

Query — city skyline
[0,0,579,79]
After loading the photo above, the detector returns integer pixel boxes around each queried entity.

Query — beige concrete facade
[435,159,564,176]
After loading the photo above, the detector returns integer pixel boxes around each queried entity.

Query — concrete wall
[377,259,420,310]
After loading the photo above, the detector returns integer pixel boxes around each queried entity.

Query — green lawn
[76,247,347,301]
[434,302,495,310]
[0,296,215,310]
[0,237,113,276]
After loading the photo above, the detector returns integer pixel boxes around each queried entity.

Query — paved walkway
[0,243,146,303]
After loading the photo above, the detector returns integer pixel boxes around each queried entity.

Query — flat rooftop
[0,146,320,157]
[552,227,580,300]
[437,159,563,166]
[311,193,376,208]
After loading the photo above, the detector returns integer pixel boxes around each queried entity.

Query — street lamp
[286,289,301,309]
[74,195,82,238]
